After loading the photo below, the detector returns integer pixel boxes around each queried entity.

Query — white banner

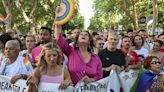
[0,75,26,92]
[74,77,109,92]
[119,69,139,92]
[108,70,123,92]
[0,69,139,92]
[0,75,74,92]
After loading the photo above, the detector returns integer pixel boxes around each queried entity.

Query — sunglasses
[99,43,104,46]
[151,61,161,65]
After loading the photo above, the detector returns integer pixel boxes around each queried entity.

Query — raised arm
[54,6,73,56]
[54,25,62,41]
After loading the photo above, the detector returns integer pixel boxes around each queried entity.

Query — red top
[160,48,164,53]
[120,48,140,65]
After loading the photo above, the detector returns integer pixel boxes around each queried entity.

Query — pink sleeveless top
[40,75,63,83]
[40,67,64,83]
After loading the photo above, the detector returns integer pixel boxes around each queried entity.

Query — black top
[98,48,126,78]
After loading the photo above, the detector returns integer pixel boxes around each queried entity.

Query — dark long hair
[132,35,144,47]
[73,31,94,53]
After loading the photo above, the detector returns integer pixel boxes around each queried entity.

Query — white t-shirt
[144,42,154,50]
[20,50,32,57]
[134,47,149,60]
[0,54,33,77]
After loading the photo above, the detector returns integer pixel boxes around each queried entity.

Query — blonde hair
[35,42,63,77]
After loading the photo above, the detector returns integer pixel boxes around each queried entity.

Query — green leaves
[91,0,164,31]
[0,0,84,34]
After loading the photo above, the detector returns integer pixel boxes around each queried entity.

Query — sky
[79,0,94,29]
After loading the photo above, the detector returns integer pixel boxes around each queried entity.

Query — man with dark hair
[120,36,140,71]
[31,27,52,63]
[127,29,134,40]
[158,33,164,53]
[138,29,146,39]
[40,27,52,35]
[69,29,81,46]
[92,31,99,40]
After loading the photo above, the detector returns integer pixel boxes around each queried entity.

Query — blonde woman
[26,42,71,91]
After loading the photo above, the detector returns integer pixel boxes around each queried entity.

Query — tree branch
[29,0,37,18]
[2,0,12,32]
[2,0,11,14]
[15,0,31,23]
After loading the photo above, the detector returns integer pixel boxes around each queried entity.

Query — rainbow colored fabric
[0,15,5,22]
[24,55,29,68]
[54,0,75,25]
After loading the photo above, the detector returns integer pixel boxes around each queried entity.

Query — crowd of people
[0,25,164,92]
[0,9,164,92]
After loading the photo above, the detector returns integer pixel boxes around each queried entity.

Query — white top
[0,51,5,61]
[134,47,149,59]
[0,53,33,77]
[20,50,32,59]
[144,42,154,50]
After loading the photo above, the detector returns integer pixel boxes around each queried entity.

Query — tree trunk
[123,0,139,31]
[15,0,38,33]
[2,0,12,32]
[152,0,158,34]
[13,22,20,35]
[132,0,139,31]
[29,0,37,33]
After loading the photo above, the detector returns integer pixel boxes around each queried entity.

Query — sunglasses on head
[151,61,161,65]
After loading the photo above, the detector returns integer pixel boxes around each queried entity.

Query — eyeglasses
[151,61,161,65]
[99,43,104,46]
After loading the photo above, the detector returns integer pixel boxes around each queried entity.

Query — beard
[109,45,116,50]
[124,45,130,49]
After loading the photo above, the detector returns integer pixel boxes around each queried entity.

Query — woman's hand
[115,65,124,73]
[26,76,38,92]
[26,85,38,92]
[59,80,71,90]
[125,65,131,72]
[81,76,95,84]
[10,74,22,84]
[26,76,37,86]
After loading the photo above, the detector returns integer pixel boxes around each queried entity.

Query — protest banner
[119,69,139,92]
[107,70,123,92]
[0,75,74,92]
[0,75,26,92]
[0,69,139,92]
[74,77,109,92]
